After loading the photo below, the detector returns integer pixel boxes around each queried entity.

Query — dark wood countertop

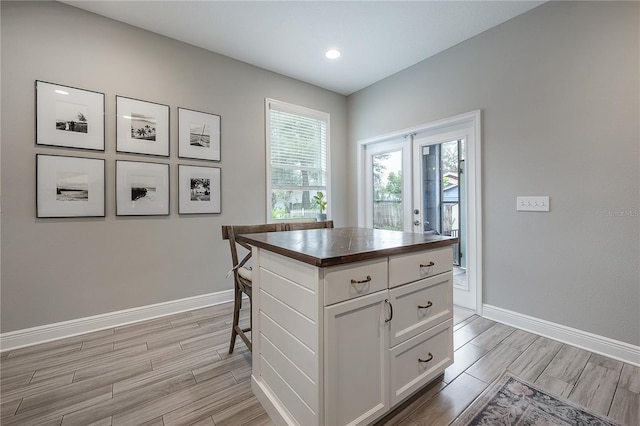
[236,227,457,267]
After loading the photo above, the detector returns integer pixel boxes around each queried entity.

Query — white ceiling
[62,1,545,95]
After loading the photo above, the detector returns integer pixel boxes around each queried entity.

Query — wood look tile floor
[1,303,637,426]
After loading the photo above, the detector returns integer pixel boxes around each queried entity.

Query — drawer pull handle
[385,299,393,322]
[418,301,433,309]
[350,275,372,284]
[420,261,435,268]
[418,353,434,363]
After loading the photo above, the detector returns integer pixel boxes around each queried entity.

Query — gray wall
[349,1,639,345]
[1,1,348,332]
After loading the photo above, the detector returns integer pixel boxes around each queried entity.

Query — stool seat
[237,266,252,281]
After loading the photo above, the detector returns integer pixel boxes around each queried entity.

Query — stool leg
[228,284,241,354]
[248,294,253,351]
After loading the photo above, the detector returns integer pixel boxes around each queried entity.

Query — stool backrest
[284,220,334,231]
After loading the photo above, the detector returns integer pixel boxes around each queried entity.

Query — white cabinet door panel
[324,290,389,426]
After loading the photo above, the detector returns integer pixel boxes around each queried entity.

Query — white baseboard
[0,290,235,352]
[483,304,640,367]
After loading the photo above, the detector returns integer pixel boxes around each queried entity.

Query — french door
[358,111,482,313]
[412,131,474,310]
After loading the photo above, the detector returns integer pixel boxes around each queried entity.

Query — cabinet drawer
[389,272,452,347]
[324,258,388,306]
[389,319,453,406]
[389,247,452,288]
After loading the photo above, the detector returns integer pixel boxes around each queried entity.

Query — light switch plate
[517,196,550,212]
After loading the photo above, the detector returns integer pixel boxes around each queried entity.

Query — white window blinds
[266,99,330,221]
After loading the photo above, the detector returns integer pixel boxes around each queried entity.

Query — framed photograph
[116,160,169,216]
[178,164,221,214]
[36,81,105,151]
[116,96,169,157]
[36,154,105,218]
[178,107,221,161]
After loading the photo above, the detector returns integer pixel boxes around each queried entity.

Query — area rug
[451,371,622,426]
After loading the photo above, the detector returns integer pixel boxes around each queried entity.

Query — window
[266,99,330,222]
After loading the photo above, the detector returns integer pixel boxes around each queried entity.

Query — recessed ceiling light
[325,49,341,59]
[54,89,69,95]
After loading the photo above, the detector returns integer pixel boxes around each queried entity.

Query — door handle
[413,220,421,226]
[384,299,393,322]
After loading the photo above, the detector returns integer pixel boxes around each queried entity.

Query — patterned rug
[451,371,622,426]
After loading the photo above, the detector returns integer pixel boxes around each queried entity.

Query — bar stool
[222,221,334,353]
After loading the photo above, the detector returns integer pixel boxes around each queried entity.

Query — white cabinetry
[388,272,453,347]
[324,258,388,305]
[389,319,453,406]
[389,247,453,288]
[325,291,389,426]
[251,244,454,426]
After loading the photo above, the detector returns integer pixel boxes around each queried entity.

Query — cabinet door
[324,290,389,426]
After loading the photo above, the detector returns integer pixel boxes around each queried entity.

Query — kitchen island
[237,227,457,426]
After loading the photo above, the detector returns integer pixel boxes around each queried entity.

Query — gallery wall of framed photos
[34,80,222,218]
[3,0,351,339]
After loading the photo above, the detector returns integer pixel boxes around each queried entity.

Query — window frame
[265,98,331,223]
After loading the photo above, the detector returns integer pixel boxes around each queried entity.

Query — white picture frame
[36,154,105,218]
[178,164,221,214]
[178,107,221,161]
[116,160,170,216]
[36,81,105,151]
[116,96,169,157]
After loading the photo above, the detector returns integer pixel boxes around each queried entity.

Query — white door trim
[357,110,482,315]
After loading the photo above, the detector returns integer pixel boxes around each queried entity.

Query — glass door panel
[372,150,403,231]
[441,140,462,266]
[413,135,470,307]
[420,144,441,234]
